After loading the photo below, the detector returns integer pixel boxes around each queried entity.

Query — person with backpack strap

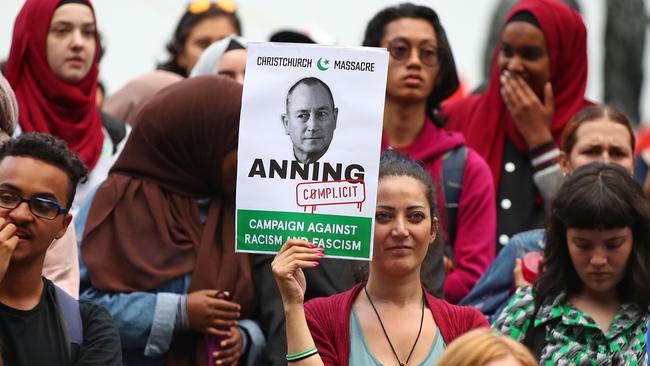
[0,133,121,366]
[368,3,496,303]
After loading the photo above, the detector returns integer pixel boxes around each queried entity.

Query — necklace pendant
[399,363,407,366]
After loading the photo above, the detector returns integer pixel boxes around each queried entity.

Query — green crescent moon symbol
[317,58,330,71]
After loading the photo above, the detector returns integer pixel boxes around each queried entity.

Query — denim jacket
[459,229,545,322]
[76,186,264,366]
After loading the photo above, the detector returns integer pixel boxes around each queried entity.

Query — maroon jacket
[304,283,489,365]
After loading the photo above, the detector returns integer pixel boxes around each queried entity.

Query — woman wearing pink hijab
[103,71,183,126]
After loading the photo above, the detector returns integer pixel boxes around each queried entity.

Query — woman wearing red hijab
[443,0,590,250]
[4,0,121,213]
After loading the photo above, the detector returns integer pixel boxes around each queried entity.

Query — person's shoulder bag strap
[441,144,467,258]
[54,285,83,363]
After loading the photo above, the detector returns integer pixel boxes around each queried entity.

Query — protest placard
[236,42,388,260]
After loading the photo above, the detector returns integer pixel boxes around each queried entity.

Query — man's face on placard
[282,81,338,164]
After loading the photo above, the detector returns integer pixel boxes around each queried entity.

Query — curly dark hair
[362,3,459,127]
[157,6,242,77]
[0,133,88,208]
[535,162,650,309]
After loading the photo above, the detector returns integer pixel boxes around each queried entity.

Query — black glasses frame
[0,191,68,220]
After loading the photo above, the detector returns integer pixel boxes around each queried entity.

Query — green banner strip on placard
[237,209,372,259]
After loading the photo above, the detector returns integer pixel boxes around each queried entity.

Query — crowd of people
[0,0,648,365]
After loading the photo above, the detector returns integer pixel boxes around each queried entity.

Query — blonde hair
[437,329,538,366]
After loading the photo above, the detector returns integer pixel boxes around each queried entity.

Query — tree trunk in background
[604,0,647,126]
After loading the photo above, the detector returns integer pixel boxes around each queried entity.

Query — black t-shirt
[0,278,122,366]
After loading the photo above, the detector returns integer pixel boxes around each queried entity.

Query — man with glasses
[0,133,121,366]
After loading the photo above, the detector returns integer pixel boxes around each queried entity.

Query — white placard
[236,42,388,260]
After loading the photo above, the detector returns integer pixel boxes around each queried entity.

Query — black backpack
[440,144,467,259]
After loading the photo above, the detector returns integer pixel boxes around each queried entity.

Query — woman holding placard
[362,3,496,303]
[272,150,487,365]
[255,6,490,363]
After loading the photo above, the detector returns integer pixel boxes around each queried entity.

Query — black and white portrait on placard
[281,77,338,164]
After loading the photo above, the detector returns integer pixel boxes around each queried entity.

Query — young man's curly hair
[0,132,88,208]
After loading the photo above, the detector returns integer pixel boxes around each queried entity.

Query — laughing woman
[443,0,591,251]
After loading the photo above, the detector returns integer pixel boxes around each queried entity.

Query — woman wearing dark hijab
[443,0,591,251]
[77,76,263,366]
[4,0,126,213]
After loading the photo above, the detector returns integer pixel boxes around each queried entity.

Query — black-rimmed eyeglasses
[0,190,68,220]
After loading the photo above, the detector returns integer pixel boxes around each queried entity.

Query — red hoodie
[381,120,496,303]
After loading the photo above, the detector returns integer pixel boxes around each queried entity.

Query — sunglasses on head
[386,38,440,68]
[187,0,236,14]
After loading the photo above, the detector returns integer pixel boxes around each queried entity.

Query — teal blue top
[348,308,446,365]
